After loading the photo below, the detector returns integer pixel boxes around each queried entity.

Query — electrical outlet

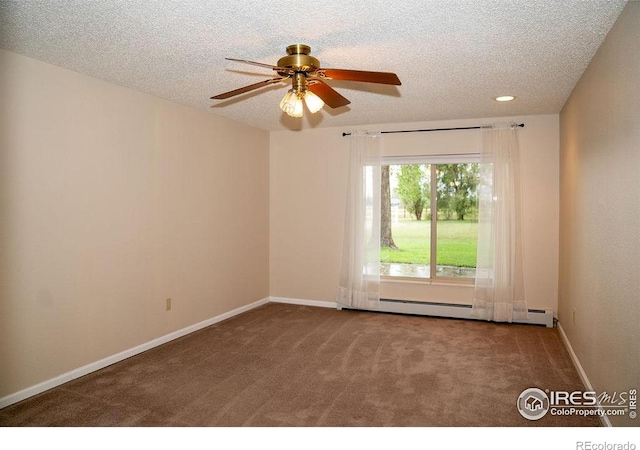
[572,308,576,324]
[166,298,172,311]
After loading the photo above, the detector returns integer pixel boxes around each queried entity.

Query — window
[380,155,480,281]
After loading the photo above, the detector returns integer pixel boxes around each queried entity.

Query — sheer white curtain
[337,132,381,310]
[472,123,528,322]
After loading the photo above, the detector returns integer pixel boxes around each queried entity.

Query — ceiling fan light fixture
[304,91,325,113]
[213,45,400,115]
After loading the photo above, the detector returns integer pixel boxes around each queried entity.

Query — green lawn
[381,219,478,267]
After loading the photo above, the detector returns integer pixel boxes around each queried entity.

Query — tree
[380,165,398,249]
[436,163,479,220]
[396,164,429,221]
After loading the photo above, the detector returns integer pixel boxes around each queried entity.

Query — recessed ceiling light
[494,95,516,102]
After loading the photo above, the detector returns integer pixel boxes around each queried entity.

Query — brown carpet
[0,303,600,427]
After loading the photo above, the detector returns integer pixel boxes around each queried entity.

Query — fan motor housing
[277,44,319,75]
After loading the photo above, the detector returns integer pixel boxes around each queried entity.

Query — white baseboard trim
[379,299,554,327]
[269,296,338,309]
[0,296,270,410]
[557,321,611,427]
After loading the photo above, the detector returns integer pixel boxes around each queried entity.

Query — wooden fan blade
[225,58,290,72]
[319,68,401,85]
[307,80,350,108]
[211,78,285,100]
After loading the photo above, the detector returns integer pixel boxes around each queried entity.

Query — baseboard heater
[343,299,554,328]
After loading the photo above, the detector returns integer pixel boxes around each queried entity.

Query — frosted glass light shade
[279,90,295,114]
[304,91,324,113]
[279,91,292,110]
[291,96,303,117]
[279,90,304,117]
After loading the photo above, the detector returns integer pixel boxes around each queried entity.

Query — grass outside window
[380,218,478,269]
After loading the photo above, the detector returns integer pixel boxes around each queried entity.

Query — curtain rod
[341,123,524,137]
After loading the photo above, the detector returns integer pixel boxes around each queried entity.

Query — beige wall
[0,50,270,398]
[559,1,639,427]
[270,114,560,312]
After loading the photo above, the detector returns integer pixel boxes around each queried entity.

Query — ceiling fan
[211,44,401,117]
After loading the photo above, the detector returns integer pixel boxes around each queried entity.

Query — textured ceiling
[0,0,627,131]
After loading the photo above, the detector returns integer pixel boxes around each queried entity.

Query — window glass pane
[380,164,431,278]
[435,163,479,278]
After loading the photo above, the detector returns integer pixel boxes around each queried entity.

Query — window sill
[381,276,474,287]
